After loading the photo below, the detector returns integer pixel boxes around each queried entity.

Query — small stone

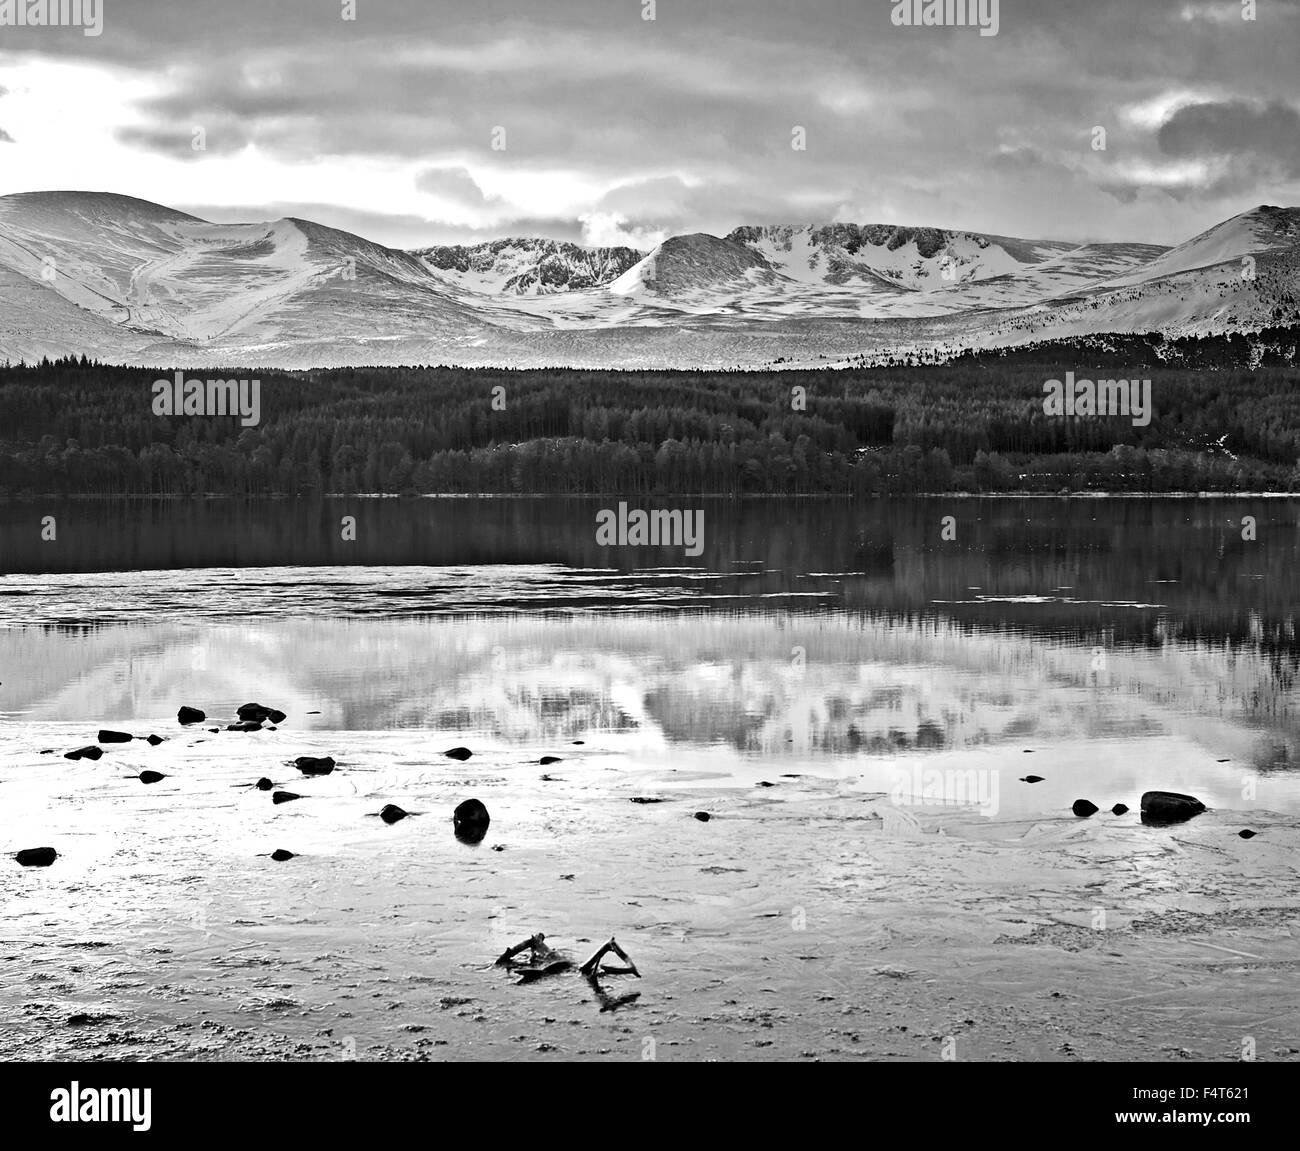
[694,811,712,822]
[15,847,58,867]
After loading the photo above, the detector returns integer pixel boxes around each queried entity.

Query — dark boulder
[15,847,58,867]
[227,721,264,732]
[146,734,165,746]
[1071,799,1099,817]
[177,706,205,725]
[379,804,411,825]
[294,755,336,776]
[694,811,711,822]
[1238,829,1257,839]
[64,746,102,761]
[237,702,276,722]
[137,771,166,784]
[1111,803,1129,815]
[1140,791,1206,825]
[272,791,302,805]
[98,730,133,744]
[444,747,473,761]
[453,798,490,843]
[270,849,296,861]
[539,756,562,765]
[254,777,274,791]
[1020,775,1044,783]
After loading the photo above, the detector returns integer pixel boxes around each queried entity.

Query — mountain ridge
[1,191,1297,369]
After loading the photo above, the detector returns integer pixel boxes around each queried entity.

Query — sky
[0,0,1298,251]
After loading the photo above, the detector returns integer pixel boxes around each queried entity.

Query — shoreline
[3,723,1297,1062]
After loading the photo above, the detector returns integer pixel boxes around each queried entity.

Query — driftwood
[579,936,640,978]
[495,933,572,984]
[498,933,641,1002]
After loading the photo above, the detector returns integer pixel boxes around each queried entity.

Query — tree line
[1,330,1298,496]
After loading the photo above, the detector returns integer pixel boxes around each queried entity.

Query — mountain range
[1,191,1297,369]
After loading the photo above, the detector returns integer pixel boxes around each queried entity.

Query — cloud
[0,127,13,143]
[414,167,498,209]
[1158,99,1300,175]
[2,0,1297,247]
[577,211,666,250]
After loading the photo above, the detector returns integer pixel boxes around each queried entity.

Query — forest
[1,328,1298,496]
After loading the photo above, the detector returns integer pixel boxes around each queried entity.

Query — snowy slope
[0,191,1295,368]
[414,238,643,295]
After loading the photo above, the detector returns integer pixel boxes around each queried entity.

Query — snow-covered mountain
[413,237,643,295]
[0,191,1296,369]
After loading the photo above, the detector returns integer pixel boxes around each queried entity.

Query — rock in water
[453,799,490,843]
[227,721,264,732]
[694,811,712,822]
[1072,799,1099,817]
[1140,791,1206,824]
[1111,803,1129,815]
[379,804,410,825]
[98,730,134,744]
[539,756,562,765]
[15,847,58,867]
[444,747,473,761]
[137,771,167,784]
[146,734,165,746]
[237,702,274,722]
[1238,829,1257,839]
[64,746,103,761]
[270,849,296,861]
[454,795,488,832]
[272,791,302,805]
[177,706,205,725]
[295,755,336,775]
[1020,775,1044,783]
[254,777,274,791]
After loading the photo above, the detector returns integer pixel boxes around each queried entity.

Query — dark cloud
[4,0,1298,245]
[1158,99,1300,175]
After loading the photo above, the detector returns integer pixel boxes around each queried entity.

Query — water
[2,496,1299,815]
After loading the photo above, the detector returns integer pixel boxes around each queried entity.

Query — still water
[2,497,1298,816]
